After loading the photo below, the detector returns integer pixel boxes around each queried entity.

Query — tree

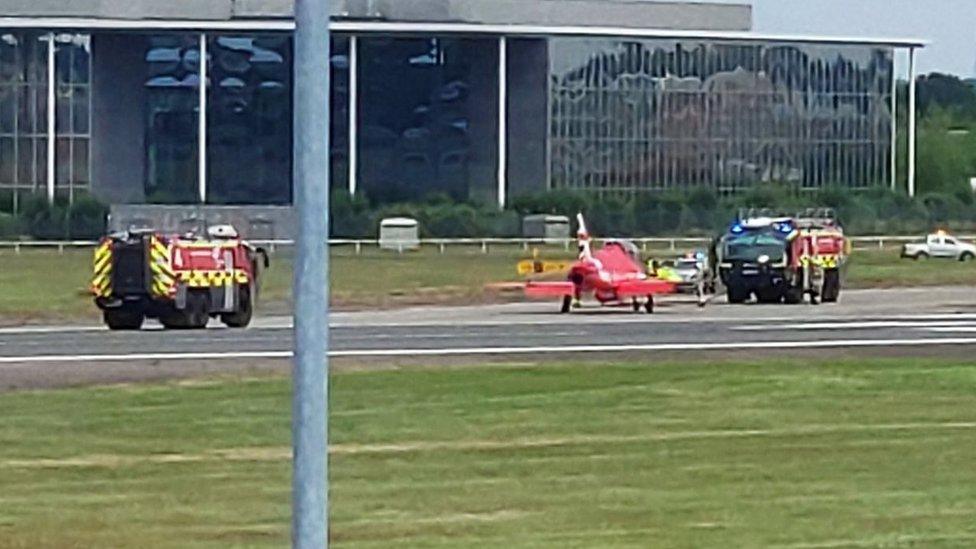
[917,73,976,119]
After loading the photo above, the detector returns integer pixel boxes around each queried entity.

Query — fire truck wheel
[161,292,209,329]
[784,287,803,305]
[104,309,144,331]
[222,286,254,328]
[186,291,210,329]
[560,295,572,314]
[726,287,748,304]
[644,295,654,314]
[822,269,841,303]
[757,289,783,304]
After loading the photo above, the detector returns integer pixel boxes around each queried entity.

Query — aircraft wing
[524,281,575,298]
[614,279,676,298]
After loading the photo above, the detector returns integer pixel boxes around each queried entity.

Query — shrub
[0,213,21,238]
[66,195,109,239]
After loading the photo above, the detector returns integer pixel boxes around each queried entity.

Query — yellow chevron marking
[517,260,573,276]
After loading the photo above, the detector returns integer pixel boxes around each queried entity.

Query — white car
[901,233,976,261]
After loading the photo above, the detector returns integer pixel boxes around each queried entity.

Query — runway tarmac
[1,286,976,389]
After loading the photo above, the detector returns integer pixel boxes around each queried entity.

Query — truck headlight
[757,255,770,264]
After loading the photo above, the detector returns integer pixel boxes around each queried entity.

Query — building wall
[0,0,752,31]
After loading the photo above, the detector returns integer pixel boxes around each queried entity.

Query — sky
[703,0,976,77]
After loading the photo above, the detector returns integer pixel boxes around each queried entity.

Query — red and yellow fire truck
[91,226,268,330]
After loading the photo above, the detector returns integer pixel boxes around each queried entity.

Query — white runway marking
[0,325,104,335]
[1,337,976,363]
[735,320,976,331]
[8,313,976,335]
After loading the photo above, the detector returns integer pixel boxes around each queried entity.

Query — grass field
[2,358,976,547]
[1,245,975,323]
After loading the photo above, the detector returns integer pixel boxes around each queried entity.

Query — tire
[161,291,209,330]
[756,288,783,304]
[644,295,654,314]
[960,252,974,262]
[726,287,748,304]
[822,269,841,303]
[784,286,803,305]
[104,309,144,331]
[560,295,572,314]
[159,308,189,329]
[915,252,929,261]
[222,285,254,328]
[186,291,210,329]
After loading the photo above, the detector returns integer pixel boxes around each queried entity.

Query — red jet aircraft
[525,214,676,313]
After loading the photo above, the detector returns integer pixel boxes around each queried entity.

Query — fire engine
[90,225,269,330]
[716,208,849,304]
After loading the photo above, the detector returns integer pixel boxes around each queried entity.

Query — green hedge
[333,187,976,239]
[1,187,973,241]
[0,194,109,240]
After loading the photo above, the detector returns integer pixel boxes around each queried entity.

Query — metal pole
[907,47,917,198]
[497,36,507,208]
[889,50,897,191]
[198,33,208,203]
[46,33,55,205]
[348,35,358,195]
[292,0,330,547]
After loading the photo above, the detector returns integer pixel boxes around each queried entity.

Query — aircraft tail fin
[576,213,593,260]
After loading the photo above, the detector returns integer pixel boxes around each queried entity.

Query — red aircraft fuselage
[524,214,675,311]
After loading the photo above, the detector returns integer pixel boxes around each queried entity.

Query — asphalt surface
[2,286,976,390]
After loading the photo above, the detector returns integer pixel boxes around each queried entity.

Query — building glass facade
[330,36,349,193]
[0,27,914,216]
[0,32,48,211]
[358,37,499,205]
[207,34,292,205]
[549,39,896,193]
[54,33,91,201]
[143,34,199,204]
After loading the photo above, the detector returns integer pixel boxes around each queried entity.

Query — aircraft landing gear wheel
[644,295,654,314]
[560,295,572,314]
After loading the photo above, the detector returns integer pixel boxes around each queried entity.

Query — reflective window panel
[358,37,499,205]
[549,39,895,193]
[0,31,49,211]
[206,33,292,205]
[144,35,199,204]
[54,33,92,199]
[331,36,349,193]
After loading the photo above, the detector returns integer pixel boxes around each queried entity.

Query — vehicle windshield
[724,232,786,262]
[675,259,699,270]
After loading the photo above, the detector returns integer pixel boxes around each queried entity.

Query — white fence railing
[0,236,966,255]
